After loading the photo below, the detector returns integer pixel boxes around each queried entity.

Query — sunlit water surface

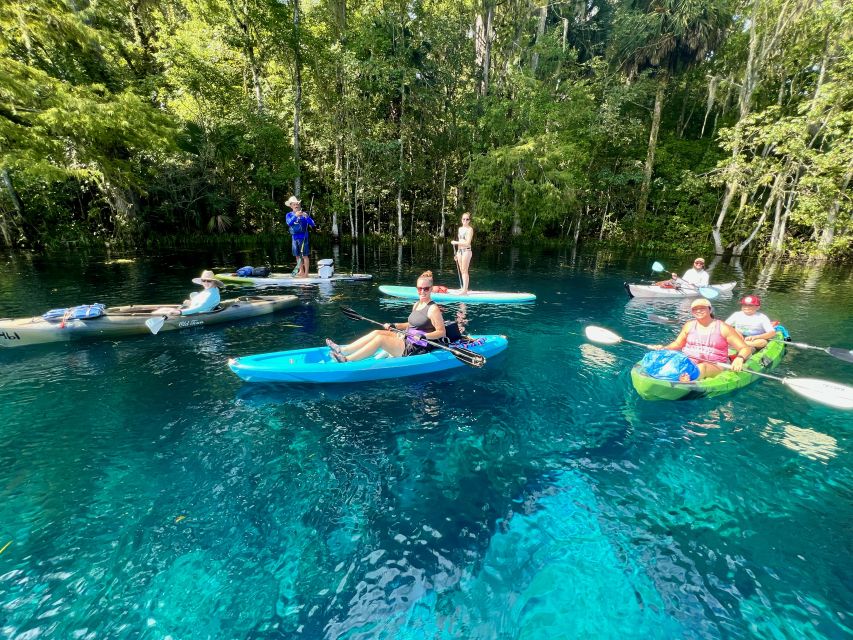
[1,244,851,639]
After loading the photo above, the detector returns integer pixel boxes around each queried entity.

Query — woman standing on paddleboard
[451,213,474,295]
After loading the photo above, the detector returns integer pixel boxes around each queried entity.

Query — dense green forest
[1,0,851,258]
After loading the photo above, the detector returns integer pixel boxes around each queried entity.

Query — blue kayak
[379,285,535,304]
[228,334,508,383]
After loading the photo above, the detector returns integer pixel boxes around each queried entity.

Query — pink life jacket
[682,319,729,364]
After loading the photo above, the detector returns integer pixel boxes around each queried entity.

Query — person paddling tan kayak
[152,270,223,316]
[653,297,752,381]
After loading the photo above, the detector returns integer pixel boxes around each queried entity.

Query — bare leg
[745,338,768,349]
[697,362,724,379]
[344,333,406,362]
[458,251,472,294]
[337,330,396,355]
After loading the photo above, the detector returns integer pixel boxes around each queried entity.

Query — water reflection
[762,418,838,461]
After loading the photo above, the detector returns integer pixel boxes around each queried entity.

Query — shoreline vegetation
[1,0,850,260]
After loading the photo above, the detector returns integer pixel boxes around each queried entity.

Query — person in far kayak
[152,270,223,316]
[285,195,316,278]
[451,212,474,294]
[654,297,752,380]
[725,295,777,349]
[671,257,709,288]
[325,270,448,362]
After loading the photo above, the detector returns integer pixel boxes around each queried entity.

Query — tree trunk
[598,191,610,241]
[292,0,302,196]
[346,153,355,238]
[713,0,806,254]
[475,1,494,96]
[225,0,264,112]
[511,165,522,236]
[637,74,667,223]
[397,72,405,239]
[531,2,547,74]
[818,162,853,251]
[1,168,24,247]
[438,160,447,238]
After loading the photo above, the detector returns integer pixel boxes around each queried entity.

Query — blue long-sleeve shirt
[181,287,220,315]
[286,212,316,239]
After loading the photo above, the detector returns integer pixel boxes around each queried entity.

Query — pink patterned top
[682,319,729,364]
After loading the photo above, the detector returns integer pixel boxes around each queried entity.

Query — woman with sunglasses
[450,213,474,295]
[326,271,447,362]
[653,298,752,380]
[671,257,710,288]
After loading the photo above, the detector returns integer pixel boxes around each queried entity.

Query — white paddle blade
[584,326,623,345]
[785,378,853,410]
[651,261,665,272]
[145,316,166,335]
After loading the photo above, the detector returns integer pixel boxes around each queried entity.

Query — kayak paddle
[716,362,853,410]
[646,314,853,364]
[340,306,486,368]
[145,316,167,335]
[584,325,853,409]
[650,262,719,299]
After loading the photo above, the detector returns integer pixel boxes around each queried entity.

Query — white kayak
[624,281,737,298]
[379,285,535,304]
[216,272,372,286]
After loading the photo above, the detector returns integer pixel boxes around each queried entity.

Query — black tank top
[408,301,436,332]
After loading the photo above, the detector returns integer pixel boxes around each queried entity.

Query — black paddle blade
[340,306,365,321]
[449,346,486,368]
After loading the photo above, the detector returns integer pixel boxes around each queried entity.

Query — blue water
[1,244,851,639]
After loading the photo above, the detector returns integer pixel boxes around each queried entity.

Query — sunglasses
[202,279,214,283]
[694,262,704,266]
[691,307,710,313]
[462,217,470,221]
[416,286,431,292]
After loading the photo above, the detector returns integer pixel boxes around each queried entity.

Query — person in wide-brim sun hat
[151,270,223,317]
[192,269,224,288]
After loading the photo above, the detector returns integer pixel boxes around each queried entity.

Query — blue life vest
[42,303,106,322]
[639,350,700,382]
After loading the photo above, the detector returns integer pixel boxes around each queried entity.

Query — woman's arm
[425,305,446,340]
[722,323,752,371]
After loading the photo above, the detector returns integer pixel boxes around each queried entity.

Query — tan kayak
[0,295,299,348]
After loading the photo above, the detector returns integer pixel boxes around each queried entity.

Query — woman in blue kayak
[326,271,448,362]
[451,213,474,294]
[152,270,223,316]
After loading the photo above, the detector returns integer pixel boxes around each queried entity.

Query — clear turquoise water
[1,244,851,639]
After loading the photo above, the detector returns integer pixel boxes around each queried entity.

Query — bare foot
[325,338,342,354]
[331,350,347,363]
[679,372,692,382]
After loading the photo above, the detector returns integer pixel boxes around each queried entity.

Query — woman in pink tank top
[654,298,753,380]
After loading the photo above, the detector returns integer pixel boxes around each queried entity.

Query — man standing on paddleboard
[285,196,316,277]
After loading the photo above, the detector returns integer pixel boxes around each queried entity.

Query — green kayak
[630,336,787,401]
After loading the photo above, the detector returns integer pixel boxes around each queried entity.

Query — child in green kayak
[725,295,777,349]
